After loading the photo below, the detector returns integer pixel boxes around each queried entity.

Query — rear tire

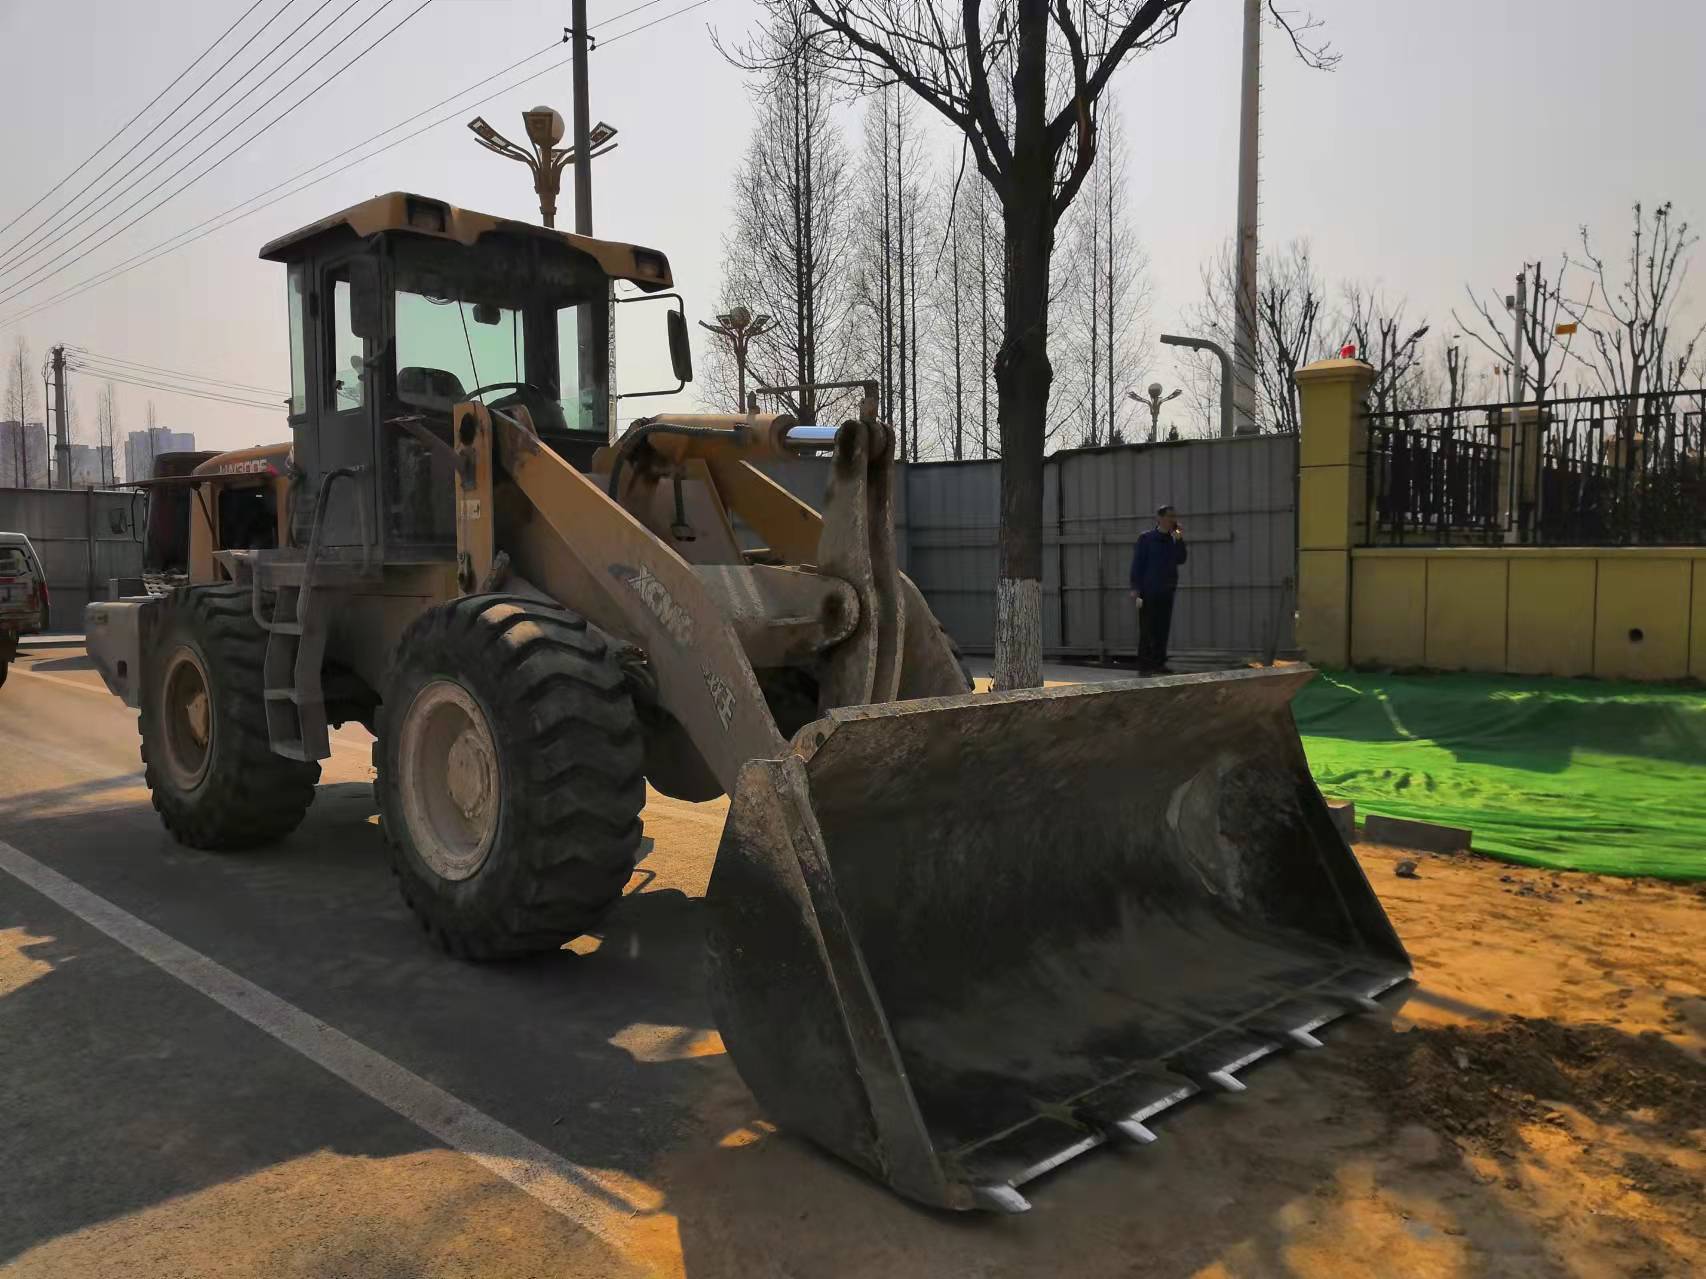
[375,595,646,960]
[140,585,321,849]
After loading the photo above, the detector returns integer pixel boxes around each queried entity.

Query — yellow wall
[1507,558,1595,676]
[1694,561,1706,681]
[1348,547,1706,680]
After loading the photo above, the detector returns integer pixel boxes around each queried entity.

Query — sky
[1,0,1702,459]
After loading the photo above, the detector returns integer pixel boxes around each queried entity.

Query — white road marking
[0,838,641,1245]
[8,667,115,697]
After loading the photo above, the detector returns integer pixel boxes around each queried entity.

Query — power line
[0,0,390,303]
[0,0,275,244]
[65,347,286,397]
[65,361,283,412]
[592,0,674,32]
[597,0,715,46]
[1,44,574,330]
[0,0,713,329]
[0,0,302,278]
[0,0,433,312]
[0,39,562,331]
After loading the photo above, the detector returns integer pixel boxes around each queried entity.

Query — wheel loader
[85,192,1409,1213]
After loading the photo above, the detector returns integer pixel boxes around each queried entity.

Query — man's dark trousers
[1138,592,1176,671]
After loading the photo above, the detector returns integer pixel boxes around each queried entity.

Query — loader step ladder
[252,467,375,762]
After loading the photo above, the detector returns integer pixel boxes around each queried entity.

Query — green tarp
[1293,671,1706,881]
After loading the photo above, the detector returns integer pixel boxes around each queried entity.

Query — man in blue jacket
[1130,504,1188,674]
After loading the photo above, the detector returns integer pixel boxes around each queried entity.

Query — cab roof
[257,191,672,291]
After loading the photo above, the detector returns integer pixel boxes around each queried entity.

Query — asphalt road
[0,639,1455,1279]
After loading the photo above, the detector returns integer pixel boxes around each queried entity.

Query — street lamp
[466,106,617,229]
[1128,382,1182,443]
[1160,333,1236,438]
[698,307,776,412]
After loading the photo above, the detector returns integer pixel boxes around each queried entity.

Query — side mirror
[347,255,384,340]
[667,309,693,384]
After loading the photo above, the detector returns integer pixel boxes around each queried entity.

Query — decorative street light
[466,106,617,229]
[698,307,776,412]
[1128,382,1182,443]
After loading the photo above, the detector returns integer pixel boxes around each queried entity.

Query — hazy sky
[1,0,1702,455]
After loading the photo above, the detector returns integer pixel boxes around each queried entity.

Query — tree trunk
[895,105,908,462]
[990,0,1053,691]
[952,204,964,460]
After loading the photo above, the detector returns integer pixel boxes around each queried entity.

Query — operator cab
[260,192,686,557]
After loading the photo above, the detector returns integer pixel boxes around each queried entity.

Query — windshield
[395,290,525,408]
[0,547,32,577]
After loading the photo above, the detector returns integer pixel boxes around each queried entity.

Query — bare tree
[1338,282,1428,417]
[1566,201,1704,405]
[4,334,39,487]
[1182,239,1328,434]
[1059,100,1149,446]
[1454,258,1577,404]
[710,1,860,423]
[922,153,1006,460]
[739,0,1334,687]
[97,381,121,485]
[851,87,934,458]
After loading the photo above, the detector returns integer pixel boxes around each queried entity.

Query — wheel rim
[399,679,501,881]
[160,645,214,790]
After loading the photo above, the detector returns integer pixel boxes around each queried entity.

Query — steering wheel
[466,381,567,435]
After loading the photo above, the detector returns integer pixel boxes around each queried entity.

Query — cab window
[556,305,590,431]
[328,273,366,411]
[394,290,525,410]
[286,264,308,417]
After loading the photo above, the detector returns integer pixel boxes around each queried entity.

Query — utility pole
[1231,0,1261,436]
[569,11,613,438]
[1507,268,1528,402]
[51,344,68,488]
[570,1,594,237]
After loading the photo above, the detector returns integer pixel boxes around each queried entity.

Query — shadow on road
[3,778,1674,1277]
[20,654,97,674]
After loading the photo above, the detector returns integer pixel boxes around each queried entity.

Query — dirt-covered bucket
[705,667,1411,1211]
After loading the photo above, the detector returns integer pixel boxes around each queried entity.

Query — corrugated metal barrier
[0,487,147,631]
[767,432,1299,663]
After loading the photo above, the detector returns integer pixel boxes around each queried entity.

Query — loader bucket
[705,667,1410,1212]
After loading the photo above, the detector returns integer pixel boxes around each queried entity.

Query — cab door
[311,254,382,550]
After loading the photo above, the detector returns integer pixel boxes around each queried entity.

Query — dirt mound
[1351,1015,1706,1148]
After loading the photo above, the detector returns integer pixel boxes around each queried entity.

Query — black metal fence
[1364,389,1706,545]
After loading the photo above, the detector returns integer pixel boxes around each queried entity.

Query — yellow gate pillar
[1295,358,1376,667]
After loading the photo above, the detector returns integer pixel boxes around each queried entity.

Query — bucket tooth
[955,1115,1106,1193]
[1249,1002,1339,1049]
[1328,987,1392,1015]
[972,1184,1031,1214]
[1111,1118,1158,1145]
[1075,1074,1197,1145]
[1174,1041,1279,1094]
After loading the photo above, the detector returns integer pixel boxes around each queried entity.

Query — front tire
[376,595,646,960]
[140,585,321,848]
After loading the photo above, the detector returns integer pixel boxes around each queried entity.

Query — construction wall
[1351,546,1706,680]
[767,432,1299,663]
[0,487,146,631]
